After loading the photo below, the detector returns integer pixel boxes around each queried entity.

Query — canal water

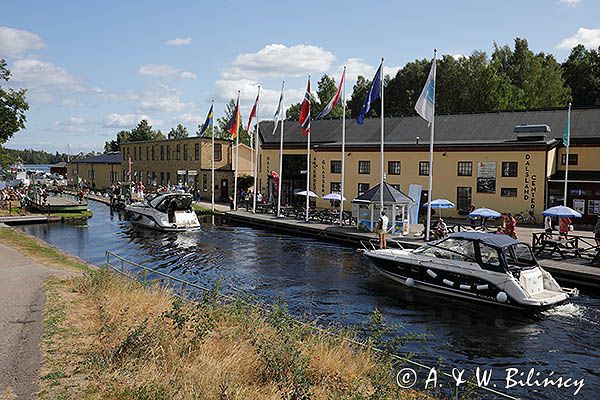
[18,200,600,399]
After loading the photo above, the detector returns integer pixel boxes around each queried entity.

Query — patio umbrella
[542,205,582,218]
[468,207,501,218]
[422,198,455,218]
[423,199,455,209]
[322,193,347,201]
[294,190,319,198]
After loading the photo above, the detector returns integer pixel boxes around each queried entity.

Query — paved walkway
[0,242,72,399]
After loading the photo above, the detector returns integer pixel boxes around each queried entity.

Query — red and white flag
[246,92,259,132]
[315,67,345,119]
[299,77,311,137]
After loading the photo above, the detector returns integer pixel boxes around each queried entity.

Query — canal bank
[15,200,600,400]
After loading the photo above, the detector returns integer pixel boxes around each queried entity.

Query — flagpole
[379,58,384,213]
[233,91,240,211]
[211,100,215,213]
[425,49,437,241]
[563,102,571,207]
[277,82,285,218]
[339,66,347,227]
[305,75,311,222]
[253,85,261,213]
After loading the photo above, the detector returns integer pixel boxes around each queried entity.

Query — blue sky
[1,0,599,153]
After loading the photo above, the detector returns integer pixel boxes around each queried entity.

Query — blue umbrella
[423,199,455,209]
[542,205,582,218]
[468,207,501,218]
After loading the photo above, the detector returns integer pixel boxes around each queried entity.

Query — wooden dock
[0,215,48,224]
[538,258,600,289]
[25,194,88,213]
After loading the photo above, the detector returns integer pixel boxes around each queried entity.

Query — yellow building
[67,152,121,190]
[257,108,600,225]
[119,136,240,201]
[233,143,255,177]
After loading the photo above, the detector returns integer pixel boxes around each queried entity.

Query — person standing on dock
[376,210,389,250]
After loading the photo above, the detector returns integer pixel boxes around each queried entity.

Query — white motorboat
[125,192,201,232]
[361,232,573,310]
[6,164,30,187]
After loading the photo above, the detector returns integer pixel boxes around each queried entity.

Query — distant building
[67,152,121,190]
[49,161,68,176]
[119,136,254,201]
[257,107,600,224]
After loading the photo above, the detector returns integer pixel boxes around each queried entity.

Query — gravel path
[0,242,72,399]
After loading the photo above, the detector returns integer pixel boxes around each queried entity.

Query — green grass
[49,210,93,219]
[192,204,213,215]
[0,228,91,272]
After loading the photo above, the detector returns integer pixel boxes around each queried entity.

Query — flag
[563,109,570,147]
[198,104,213,137]
[357,61,382,124]
[415,59,436,125]
[246,93,259,132]
[272,82,284,135]
[225,96,241,139]
[299,77,311,137]
[315,68,345,120]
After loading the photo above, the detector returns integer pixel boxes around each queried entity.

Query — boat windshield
[503,243,537,270]
[154,195,193,212]
[414,238,477,262]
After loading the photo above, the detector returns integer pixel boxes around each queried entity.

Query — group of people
[543,215,573,239]
[229,189,266,210]
[0,186,29,214]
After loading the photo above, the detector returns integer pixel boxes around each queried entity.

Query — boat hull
[125,208,201,232]
[363,251,567,310]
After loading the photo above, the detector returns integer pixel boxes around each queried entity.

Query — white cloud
[451,53,466,60]
[557,27,600,50]
[11,58,79,87]
[138,63,197,80]
[103,113,163,129]
[221,44,335,80]
[559,0,581,7]
[166,37,192,46]
[53,116,89,132]
[138,84,194,113]
[0,26,45,58]
[339,58,401,82]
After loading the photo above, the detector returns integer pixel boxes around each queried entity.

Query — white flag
[272,81,285,135]
[414,58,436,125]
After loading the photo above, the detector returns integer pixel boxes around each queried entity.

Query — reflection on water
[18,201,600,400]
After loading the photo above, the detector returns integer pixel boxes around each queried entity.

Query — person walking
[376,210,389,250]
[559,216,571,239]
[544,215,553,238]
[504,213,517,239]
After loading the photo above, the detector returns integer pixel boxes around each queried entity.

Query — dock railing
[532,232,600,264]
[104,250,519,400]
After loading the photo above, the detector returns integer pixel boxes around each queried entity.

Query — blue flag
[198,104,213,137]
[357,62,382,125]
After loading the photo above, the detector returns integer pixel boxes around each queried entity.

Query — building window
[151,146,155,161]
[126,147,130,161]
[358,183,370,196]
[388,161,401,175]
[214,143,222,161]
[501,188,517,197]
[166,172,171,184]
[456,187,472,211]
[160,172,164,185]
[203,174,208,191]
[176,144,181,160]
[195,143,200,160]
[358,161,370,174]
[183,144,188,161]
[330,182,341,192]
[133,147,137,161]
[139,146,143,160]
[88,169,94,179]
[457,161,472,176]
[330,160,342,174]
[561,154,578,166]
[166,145,171,160]
[501,162,518,177]
[160,145,164,161]
[419,161,429,176]
[390,184,401,191]
[146,146,150,161]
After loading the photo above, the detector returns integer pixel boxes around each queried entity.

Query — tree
[168,124,188,139]
[237,174,254,191]
[104,119,165,153]
[562,44,600,107]
[0,59,29,145]
[315,74,343,118]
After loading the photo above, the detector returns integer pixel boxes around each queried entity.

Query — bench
[535,237,579,259]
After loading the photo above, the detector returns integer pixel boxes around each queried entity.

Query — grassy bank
[39,270,431,399]
[192,203,214,215]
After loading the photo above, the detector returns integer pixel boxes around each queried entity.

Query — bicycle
[515,210,537,225]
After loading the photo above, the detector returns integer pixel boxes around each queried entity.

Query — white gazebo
[351,182,414,234]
